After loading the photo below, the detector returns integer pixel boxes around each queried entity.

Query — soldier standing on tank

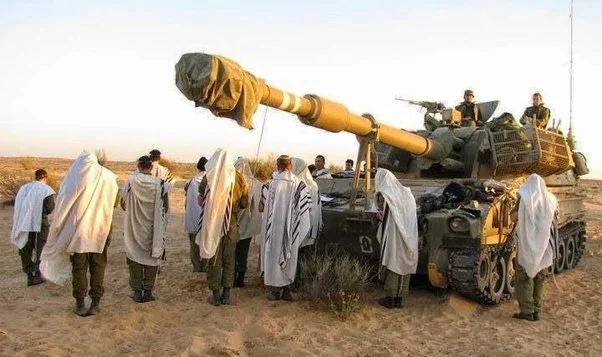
[312,155,332,178]
[520,92,551,129]
[455,89,483,127]
[510,174,558,321]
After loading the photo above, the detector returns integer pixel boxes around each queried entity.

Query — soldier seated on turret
[455,89,483,127]
[520,92,551,129]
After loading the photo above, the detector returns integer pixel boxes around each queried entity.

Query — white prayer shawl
[10,181,55,249]
[184,171,206,234]
[123,172,167,266]
[235,158,262,240]
[312,168,332,179]
[292,157,322,247]
[517,174,558,278]
[196,149,235,259]
[260,170,311,287]
[40,151,118,285]
[375,169,419,276]
[152,162,176,185]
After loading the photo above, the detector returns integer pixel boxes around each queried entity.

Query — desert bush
[19,156,36,170]
[0,170,29,203]
[45,171,62,192]
[159,158,176,173]
[249,154,276,182]
[328,164,343,173]
[298,249,370,321]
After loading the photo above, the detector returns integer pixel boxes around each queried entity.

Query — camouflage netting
[175,53,264,129]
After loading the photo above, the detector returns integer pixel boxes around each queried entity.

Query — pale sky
[1,1,601,177]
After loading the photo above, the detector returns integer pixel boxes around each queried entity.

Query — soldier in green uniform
[454,89,483,127]
[510,174,557,321]
[520,92,551,129]
[198,152,249,306]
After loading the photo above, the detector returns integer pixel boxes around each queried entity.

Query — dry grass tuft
[249,154,276,182]
[328,164,343,173]
[19,157,36,170]
[0,170,29,204]
[298,249,369,321]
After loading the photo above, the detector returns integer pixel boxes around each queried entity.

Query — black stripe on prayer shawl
[165,169,175,183]
[221,184,234,237]
[379,203,390,269]
[198,186,210,231]
[290,181,310,247]
[158,180,167,261]
[264,182,277,250]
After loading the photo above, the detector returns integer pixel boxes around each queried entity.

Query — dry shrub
[159,158,176,173]
[0,170,29,204]
[328,164,343,173]
[45,171,62,192]
[299,249,369,321]
[249,154,276,182]
[19,156,36,170]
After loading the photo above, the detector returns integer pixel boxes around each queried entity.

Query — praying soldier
[40,151,119,317]
[233,157,263,287]
[184,156,208,272]
[454,89,483,127]
[149,149,176,184]
[312,155,332,179]
[260,155,312,301]
[10,169,56,286]
[197,149,249,306]
[520,92,551,129]
[122,155,169,303]
[374,169,419,309]
[510,174,557,321]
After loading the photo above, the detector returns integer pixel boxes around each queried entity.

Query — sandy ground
[1,179,602,357]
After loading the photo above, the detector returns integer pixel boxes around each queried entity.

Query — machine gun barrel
[176,53,446,160]
[395,97,445,112]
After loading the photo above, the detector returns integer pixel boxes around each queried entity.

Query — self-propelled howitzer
[175,53,588,304]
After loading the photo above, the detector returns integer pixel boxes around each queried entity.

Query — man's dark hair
[34,169,48,181]
[197,156,208,171]
[149,149,161,162]
[315,155,325,161]
[346,159,354,165]
[533,92,542,99]
[137,155,153,170]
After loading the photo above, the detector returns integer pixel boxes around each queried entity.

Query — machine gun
[394,97,445,113]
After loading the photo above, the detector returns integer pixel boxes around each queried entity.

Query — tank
[174,53,588,304]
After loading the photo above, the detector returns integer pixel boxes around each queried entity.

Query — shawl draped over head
[234,157,262,240]
[517,174,558,278]
[10,181,55,249]
[40,151,118,285]
[196,149,235,259]
[291,157,322,246]
[375,168,419,276]
[260,170,311,287]
[184,171,206,234]
[122,172,167,266]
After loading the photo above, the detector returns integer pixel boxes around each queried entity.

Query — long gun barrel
[175,53,445,160]
[395,97,445,112]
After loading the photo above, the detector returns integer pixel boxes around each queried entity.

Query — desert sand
[1,163,601,357]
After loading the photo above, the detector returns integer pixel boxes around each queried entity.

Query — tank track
[448,222,586,305]
[448,245,511,305]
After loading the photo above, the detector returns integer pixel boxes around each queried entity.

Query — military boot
[512,312,535,321]
[393,297,403,308]
[377,296,396,309]
[87,298,101,315]
[281,286,293,301]
[221,288,231,305]
[207,290,222,306]
[142,290,156,303]
[130,290,143,303]
[27,272,44,286]
[73,298,88,317]
[233,272,245,288]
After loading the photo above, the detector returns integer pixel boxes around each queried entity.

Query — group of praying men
[10,146,558,320]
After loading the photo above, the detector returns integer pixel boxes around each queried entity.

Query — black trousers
[234,238,252,274]
[19,230,47,275]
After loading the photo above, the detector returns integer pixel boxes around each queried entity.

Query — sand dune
[1,181,602,357]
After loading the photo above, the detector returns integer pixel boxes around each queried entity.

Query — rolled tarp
[175,53,264,129]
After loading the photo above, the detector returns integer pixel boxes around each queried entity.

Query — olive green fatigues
[199,172,249,291]
[515,264,546,314]
[520,104,551,129]
[71,236,110,299]
[19,195,55,274]
[455,102,483,127]
[383,269,411,299]
[127,257,159,292]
